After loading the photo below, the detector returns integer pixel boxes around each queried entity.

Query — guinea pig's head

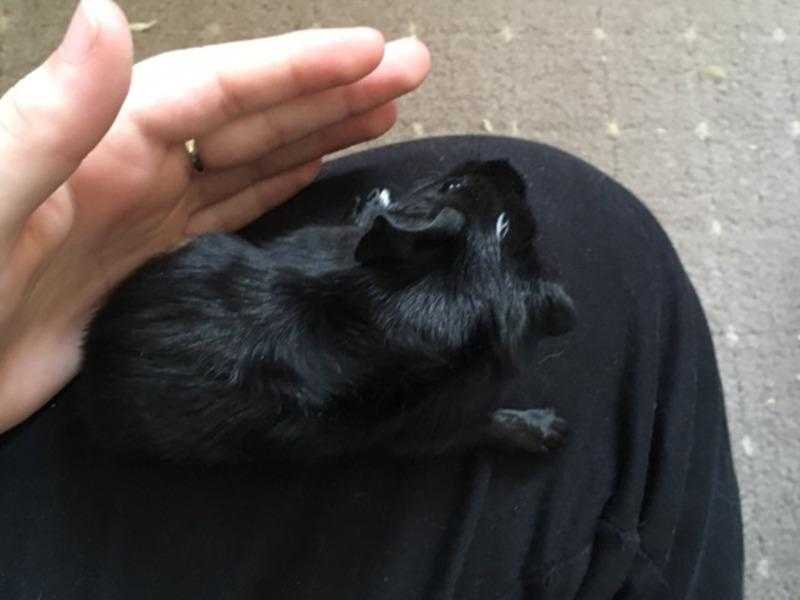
[353,160,575,346]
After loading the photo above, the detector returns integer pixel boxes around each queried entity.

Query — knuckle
[23,195,73,248]
[339,84,366,119]
[362,106,396,139]
[260,113,289,149]
[298,162,321,184]
[214,71,249,122]
[1,82,85,167]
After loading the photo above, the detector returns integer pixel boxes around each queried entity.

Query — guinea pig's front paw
[368,187,392,208]
[486,407,568,453]
[354,188,393,224]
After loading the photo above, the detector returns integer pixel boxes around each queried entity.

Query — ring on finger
[184,139,205,173]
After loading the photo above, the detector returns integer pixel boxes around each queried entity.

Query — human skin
[0,0,431,432]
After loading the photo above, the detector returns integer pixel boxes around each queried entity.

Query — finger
[197,37,429,170]
[0,192,74,321]
[255,101,398,178]
[128,28,386,143]
[191,102,397,209]
[185,160,322,236]
[0,0,132,254]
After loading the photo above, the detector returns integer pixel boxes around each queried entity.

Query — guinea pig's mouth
[392,199,444,221]
[394,178,475,218]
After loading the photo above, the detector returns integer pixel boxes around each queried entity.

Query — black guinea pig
[74,160,575,464]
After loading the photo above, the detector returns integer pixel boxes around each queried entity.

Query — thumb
[0,0,133,253]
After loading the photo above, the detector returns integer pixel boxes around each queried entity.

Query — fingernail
[60,0,100,63]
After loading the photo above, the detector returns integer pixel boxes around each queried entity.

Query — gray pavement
[2,1,799,597]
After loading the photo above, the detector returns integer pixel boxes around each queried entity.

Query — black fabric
[0,136,743,599]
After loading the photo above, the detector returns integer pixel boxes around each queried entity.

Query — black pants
[0,136,743,599]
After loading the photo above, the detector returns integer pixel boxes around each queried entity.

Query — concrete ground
[3,1,799,597]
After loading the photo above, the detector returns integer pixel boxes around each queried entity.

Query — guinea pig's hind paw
[487,408,568,453]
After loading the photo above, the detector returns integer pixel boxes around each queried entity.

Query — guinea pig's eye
[440,178,466,194]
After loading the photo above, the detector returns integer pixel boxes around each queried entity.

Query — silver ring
[184,139,205,173]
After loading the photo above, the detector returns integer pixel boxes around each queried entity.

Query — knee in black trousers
[0,135,743,600]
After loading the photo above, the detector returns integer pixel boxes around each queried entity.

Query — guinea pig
[73,160,575,464]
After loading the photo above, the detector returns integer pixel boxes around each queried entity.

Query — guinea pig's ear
[479,160,526,198]
[447,160,526,199]
[537,281,576,336]
[446,160,483,177]
[355,207,466,265]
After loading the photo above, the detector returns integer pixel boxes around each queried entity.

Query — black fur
[74,160,575,464]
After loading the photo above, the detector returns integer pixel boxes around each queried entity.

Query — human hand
[0,0,430,432]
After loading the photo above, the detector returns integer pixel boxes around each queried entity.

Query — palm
[0,25,429,431]
[61,30,429,315]
[65,121,193,286]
